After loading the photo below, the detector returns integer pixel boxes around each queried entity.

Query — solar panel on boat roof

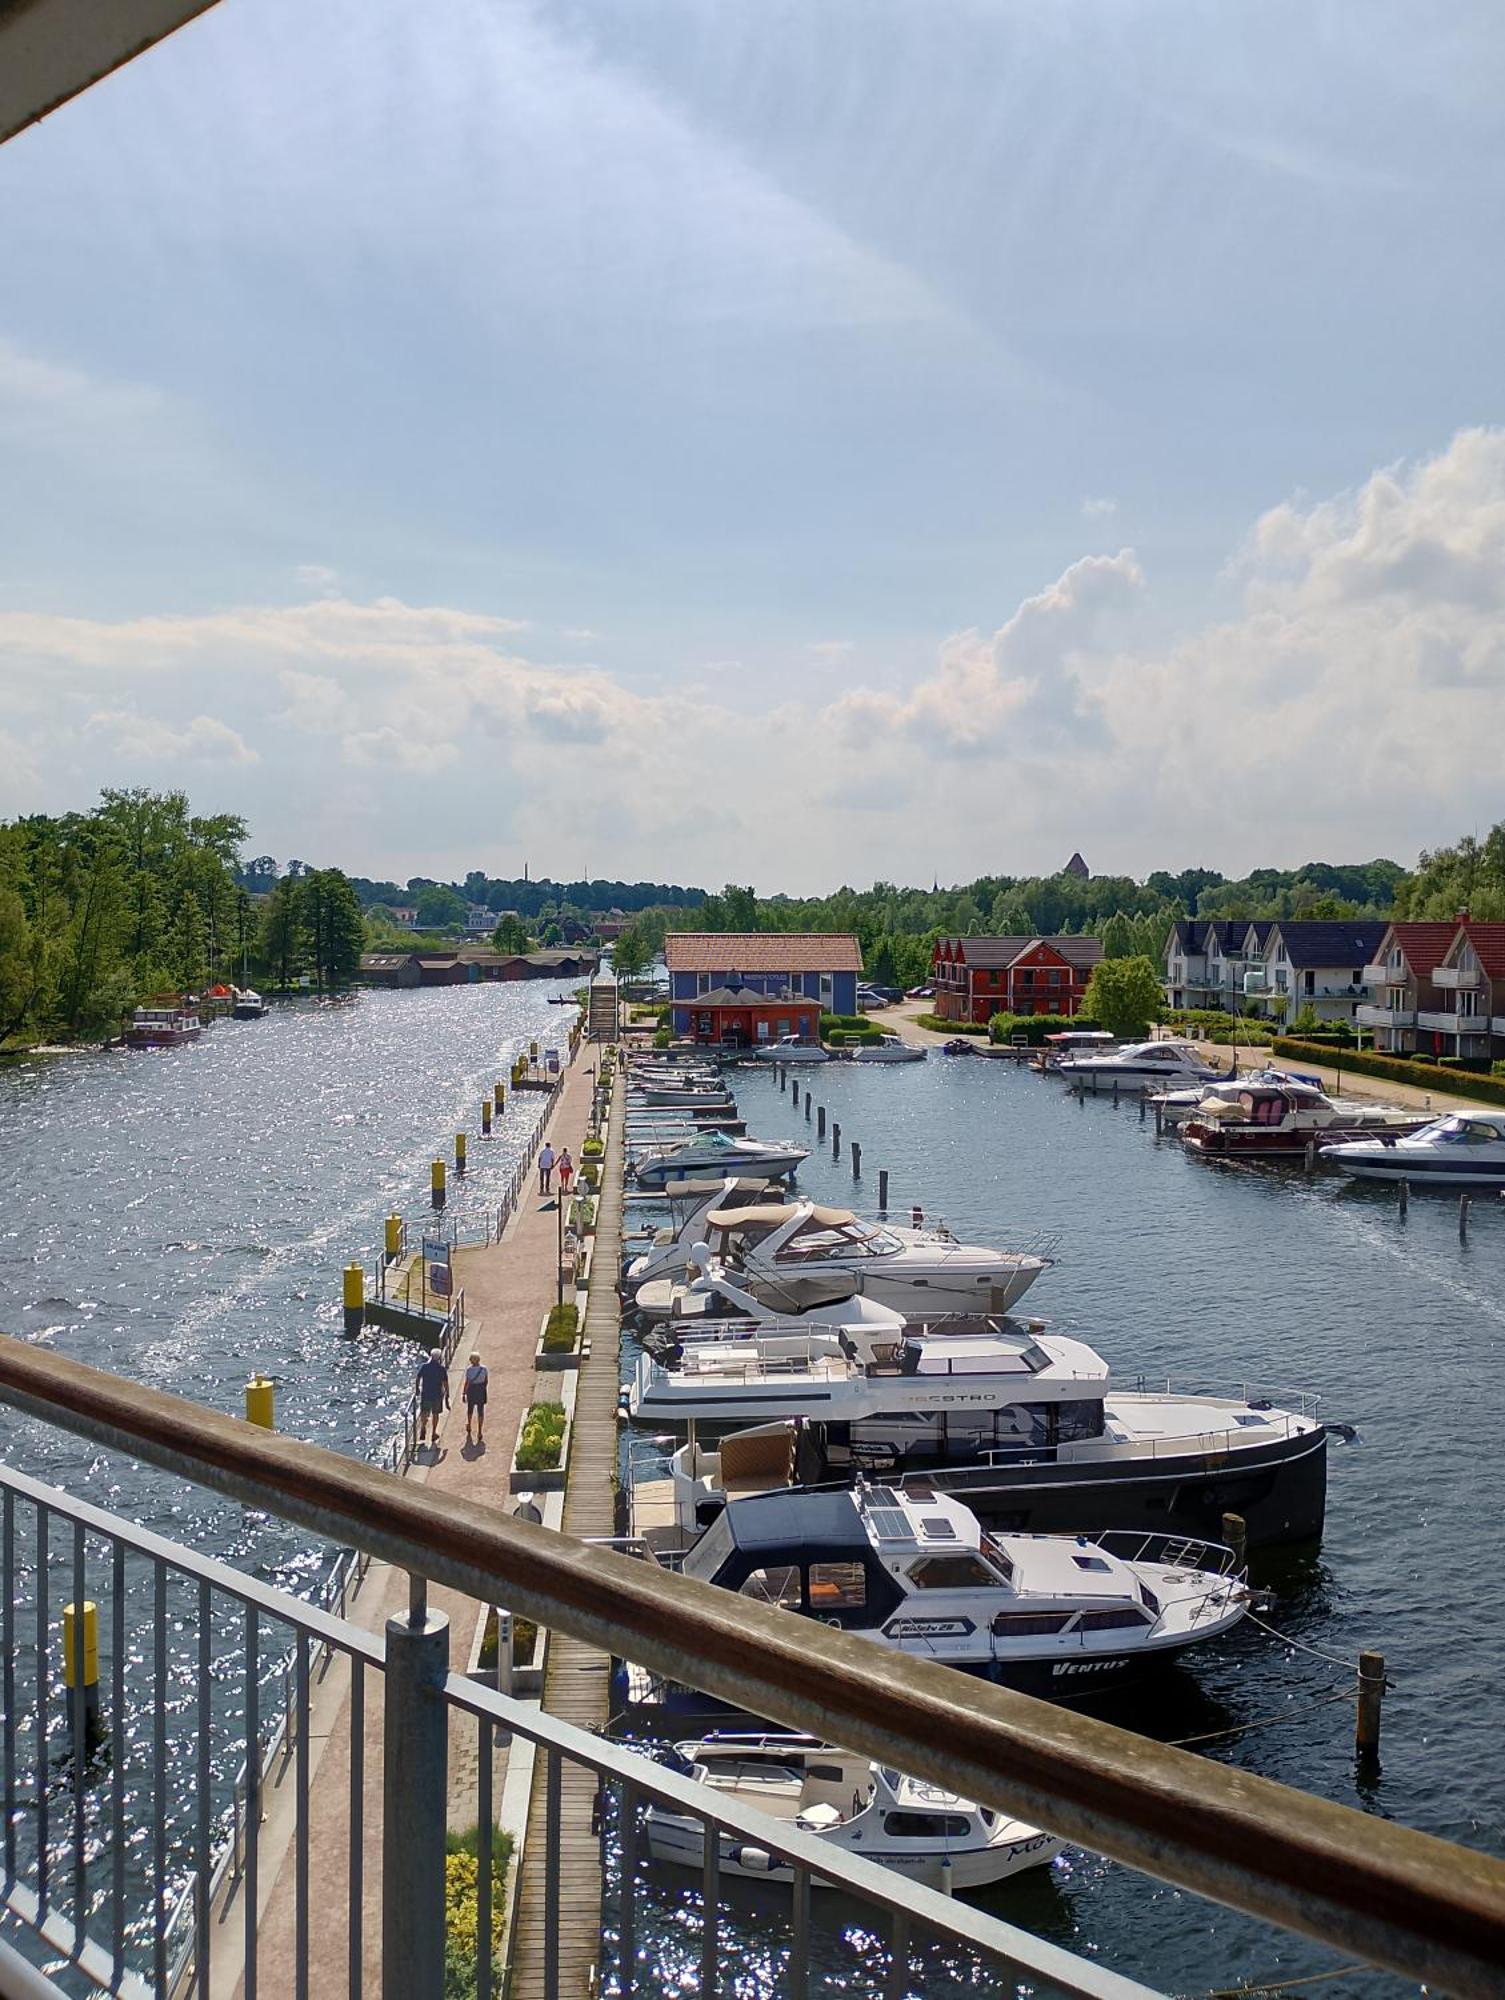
[867,1486,900,1508]
[868,1508,912,1542]
[920,1515,957,1540]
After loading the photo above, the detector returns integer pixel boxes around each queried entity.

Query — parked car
[905,984,934,999]
[857,984,902,1008]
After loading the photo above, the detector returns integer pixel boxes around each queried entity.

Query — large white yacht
[623,1177,782,1292]
[625,1310,1328,1549]
[1326,1110,1505,1188]
[1054,1039,1224,1092]
[643,1733,1061,1889]
[1181,1080,1427,1160]
[671,1483,1248,1697]
[750,1034,829,1064]
[684,1199,1050,1318]
[850,1035,926,1063]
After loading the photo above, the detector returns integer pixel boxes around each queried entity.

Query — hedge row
[1272,1038,1505,1108]
[914,1013,988,1035]
[986,1013,1105,1046]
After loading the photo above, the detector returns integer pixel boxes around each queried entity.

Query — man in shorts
[415,1346,450,1448]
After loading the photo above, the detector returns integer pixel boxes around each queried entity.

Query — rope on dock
[1166,1683,1354,1749]
[1241,1610,1396,1684]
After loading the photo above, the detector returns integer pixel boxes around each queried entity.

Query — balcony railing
[1434,966,1479,989]
[0,1338,1502,1999]
[1356,1004,1416,1029]
[1360,963,1389,985]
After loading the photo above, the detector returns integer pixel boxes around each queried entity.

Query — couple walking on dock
[537,1142,573,1196]
[414,1346,490,1448]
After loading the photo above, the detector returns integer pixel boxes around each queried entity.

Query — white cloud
[296,564,341,597]
[85,711,260,765]
[1081,496,1118,520]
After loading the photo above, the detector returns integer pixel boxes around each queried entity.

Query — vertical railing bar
[619,1780,637,2000]
[477,1716,493,2000]
[110,1539,126,1978]
[886,1910,910,2000]
[789,1864,811,2000]
[3,1486,15,1885]
[196,1578,213,2000]
[244,1605,260,2000]
[348,1656,364,2000]
[35,1502,49,1914]
[700,1814,720,1999]
[543,1748,561,2000]
[153,1559,168,1997]
[70,1519,86,1937]
[295,1628,310,2000]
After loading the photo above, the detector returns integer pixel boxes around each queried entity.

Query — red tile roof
[1382,922,1460,978]
[665,932,863,973]
[1463,922,1505,978]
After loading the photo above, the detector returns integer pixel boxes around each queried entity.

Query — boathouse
[681,984,822,1048]
[665,933,862,1038]
[930,935,1103,1025]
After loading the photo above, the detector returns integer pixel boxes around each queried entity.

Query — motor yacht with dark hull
[656,1484,1248,1702]
[1326,1110,1505,1188]
[627,1315,1328,1551]
[1180,1080,1427,1161]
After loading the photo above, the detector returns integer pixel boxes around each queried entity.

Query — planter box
[534,1306,582,1374]
[508,1397,571,1492]
[466,1603,544,1701]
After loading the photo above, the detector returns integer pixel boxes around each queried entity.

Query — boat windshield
[1421,1116,1504,1146]
[775,1219,900,1262]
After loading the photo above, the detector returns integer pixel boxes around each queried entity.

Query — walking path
[507,1074,624,2000]
[219,1040,599,1999]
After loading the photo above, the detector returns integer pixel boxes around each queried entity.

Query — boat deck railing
[0,1336,1501,1999]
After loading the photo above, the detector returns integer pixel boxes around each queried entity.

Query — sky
[1,0,1502,893]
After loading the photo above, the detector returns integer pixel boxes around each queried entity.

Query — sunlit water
[611,1052,1505,1998]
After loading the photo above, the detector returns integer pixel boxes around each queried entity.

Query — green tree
[609,921,651,982]
[1081,955,1164,1038]
[490,913,533,954]
[301,869,365,989]
[258,879,309,991]
[415,883,467,929]
[1100,912,1136,960]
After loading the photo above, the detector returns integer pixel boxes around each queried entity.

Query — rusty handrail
[0,1334,1500,1995]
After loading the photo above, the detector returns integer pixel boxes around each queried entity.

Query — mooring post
[383,1582,450,2000]
[341,1265,364,1338]
[1221,1511,1247,1569]
[1459,1194,1471,1242]
[1356,1650,1386,1763]
[63,1598,100,1771]
[1398,1178,1408,1220]
[1154,1101,1164,1137]
[455,1132,467,1177]
[432,1159,446,1210]
[481,1097,492,1136]
[1112,1077,1120,1105]
[832,1121,841,1159]
[877,1168,889,1214]
[805,1094,812,1124]
[1305,1139,1317,1174]
[851,1140,862,1179]
[1139,1093,1146,1124]
[817,1104,825,1139]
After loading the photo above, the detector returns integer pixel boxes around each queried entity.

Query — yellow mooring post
[481,1098,492,1135]
[342,1263,365,1337]
[455,1131,467,1175]
[245,1375,276,1428]
[384,1213,403,1263]
[432,1158,447,1209]
[493,1081,505,1113]
[62,1598,101,1752]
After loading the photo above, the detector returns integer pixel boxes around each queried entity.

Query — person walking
[557,1147,574,1196]
[415,1346,450,1449]
[462,1350,489,1445]
[538,1140,556,1195]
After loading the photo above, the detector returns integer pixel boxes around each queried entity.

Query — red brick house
[930,935,1105,1025]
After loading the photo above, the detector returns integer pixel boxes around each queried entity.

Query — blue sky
[1,0,1502,890]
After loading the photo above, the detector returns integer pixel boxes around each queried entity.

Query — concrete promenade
[221,1037,599,1999]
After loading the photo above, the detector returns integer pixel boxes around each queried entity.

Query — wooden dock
[508,1070,624,2000]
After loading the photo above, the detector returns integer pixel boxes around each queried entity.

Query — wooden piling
[1459,1194,1471,1242]
[1304,1140,1316,1174]
[1154,1101,1164,1137]
[1139,1093,1146,1124]
[805,1093,812,1123]
[832,1122,841,1159]
[877,1169,889,1213]
[816,1103,824,1136]
[1398,1179,1409,1219]
[1221,1511,1247,1569]
[851,1140,862,1178]
[1356,1651,1385,1761]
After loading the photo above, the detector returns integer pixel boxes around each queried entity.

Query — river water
[2,1000,1499,1994]
[612,1051,1505,1999]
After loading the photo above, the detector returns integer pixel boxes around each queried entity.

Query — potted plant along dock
[509,1396,570,1492]
[535,1301,582,1372]
[578,1134,604,1191]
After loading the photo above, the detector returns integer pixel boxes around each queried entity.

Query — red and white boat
[1181,1080,1424,1160]
[124,1004,202,1049]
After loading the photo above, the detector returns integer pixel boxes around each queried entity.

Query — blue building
[665,933,863,1041]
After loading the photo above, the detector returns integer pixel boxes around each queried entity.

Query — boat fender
[1248,1397,1273,1411]
[729,1844,773,1873]
[1325,1420,1359,1444]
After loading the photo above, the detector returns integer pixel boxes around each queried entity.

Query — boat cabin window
[808,1561,866,1609]
[882,1811,972,1840]
[775,1219,897,1263]
[906,1553,1002,1590]
[740,1566,801,1609]
[1074,1607,1153,1632]
[1434,1118,1501,1145]
[1071,1553,1112,1573]
[1057,1399,1106,1443]
[990,1610,1074,1636]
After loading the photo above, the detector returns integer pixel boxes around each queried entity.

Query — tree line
[0,790,365,1046]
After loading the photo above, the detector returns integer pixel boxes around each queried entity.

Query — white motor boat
[1147,1067,1320,1126]
[630,1082,739,1110]
[850,1035,926,1064]
[694,1199,1050,1317]
[1181,1081,1428,1161]
[231,988,267,1020]
[631,1132,810,1191]
[124,1006,202,1048]
[623,1178,783,1292]
[1055,1039,1224,1092]
[643,1733,1062,1889]
[750,1034,829,1064]
[670,1483,1248,1697]
[1326,1110,1505,1188]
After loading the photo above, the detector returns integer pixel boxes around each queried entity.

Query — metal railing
[0,1339,1502,1998]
